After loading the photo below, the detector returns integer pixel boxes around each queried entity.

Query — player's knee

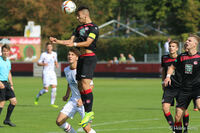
[11,99,17,106]
[56,119,62,126]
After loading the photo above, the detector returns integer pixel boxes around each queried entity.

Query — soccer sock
[36,89,48,99]
[174,122,182,133]
[51,88,57,105]
[5,104,15,121]
[89,128,96,133]
[60,122,76,133]
[84,89,93,112]
[164,112,174,129]
[0,107,3,115]
[183,114,189,131]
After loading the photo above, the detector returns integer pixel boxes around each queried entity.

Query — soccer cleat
[51,104,59,108]
[34,98,39,105]
[79,112,94,127]
[3,120,16,127]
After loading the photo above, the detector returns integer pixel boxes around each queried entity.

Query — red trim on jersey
[84,89,92,94]
[180,54,200,62]
[165,112,171,117]
[163,58,176,63]
[80,53,95,57]
[184,114,189,117]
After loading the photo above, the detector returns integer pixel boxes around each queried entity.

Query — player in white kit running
[56,48,96,133]
[34,42,59,108]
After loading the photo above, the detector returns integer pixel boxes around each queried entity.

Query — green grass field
[0,77,199,133]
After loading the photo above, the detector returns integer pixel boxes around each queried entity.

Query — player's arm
[63,84,71,101]
[8,71,14,90]
[49,36,75,46]
[164,65,175,87]
[161,68,165,90]
[37,53,48,66]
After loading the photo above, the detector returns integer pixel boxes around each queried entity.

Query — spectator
[164,37,171,54]
[113,56,119,64]
[127,54,136,63]
[119,53,126,64]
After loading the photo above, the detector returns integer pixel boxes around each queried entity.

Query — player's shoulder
[179,52,188,57]
[162,54,170,59]
[64,66,70,73]
[41,51,47,56]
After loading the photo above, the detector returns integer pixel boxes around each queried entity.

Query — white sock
[51,88,57,104]
[36,89,48,98]
[89,128,96,133]
[60,122,76,133]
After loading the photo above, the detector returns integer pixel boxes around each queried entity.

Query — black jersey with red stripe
[161,54,181,88]
[173,52,200,90]
[72,22,99,52]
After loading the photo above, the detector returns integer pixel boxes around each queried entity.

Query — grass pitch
[0,77,199,133]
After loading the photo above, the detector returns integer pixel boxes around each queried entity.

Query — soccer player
[0,44,17,127]
[34,42,59,108]
[50,6,99,126]
[164,34,200,133]
[56,48,96,133]
[161,40,189,133]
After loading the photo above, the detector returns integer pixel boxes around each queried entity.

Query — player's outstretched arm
[164,65,175,87]
[49,36,75,46]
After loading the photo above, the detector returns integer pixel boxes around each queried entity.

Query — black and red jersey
[174,52,200,90]
[161,54,181,88]
[72,22,99,52]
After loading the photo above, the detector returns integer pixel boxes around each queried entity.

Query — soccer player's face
[185,37,197,50]
[77,11,86,24]
[67,51,78,64]
[2,48,10,58]
[169,43,178,54]
[47,44,53,53]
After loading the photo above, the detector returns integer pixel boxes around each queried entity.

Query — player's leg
[174,107,185,133]
[4,97,17,127]
[56,112,76,133]
[83,123,96,133]
[183,109,189,133]
[162,103,174,130]
[50,72,58,108]
[34,75,49,105]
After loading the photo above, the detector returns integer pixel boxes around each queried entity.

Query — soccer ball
[62,0,76,14]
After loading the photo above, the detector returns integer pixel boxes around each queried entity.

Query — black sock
[0,107,3,115]
[81,93,87,109]
[5,104,15,121]
[85,92,93,112]
[183,114,189,131]
[164,112,174,129]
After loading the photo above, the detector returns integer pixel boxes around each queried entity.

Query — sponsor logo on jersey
[194,61,198,65]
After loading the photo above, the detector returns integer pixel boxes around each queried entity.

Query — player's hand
[56,63,59,68]
[63,95,69,101]
[77,98,83,107]
[0,81,5,89]
[164,77,171,87]
[49,37,57,43]
[10,86,14,91]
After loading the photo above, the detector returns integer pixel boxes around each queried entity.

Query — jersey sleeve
[72,27,78,37]
[8,60,11,71]
[88,26,99,40]
[173,55,180,68]
[38,53,44,63]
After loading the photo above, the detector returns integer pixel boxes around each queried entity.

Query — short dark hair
[69,48,80,57]
[169,40,179,48]
[1,44,10,51]
[76,6,89,14]
[46,42,53,47]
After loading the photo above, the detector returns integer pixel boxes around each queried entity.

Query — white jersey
[38,51,57,72]
[64,66,94,102]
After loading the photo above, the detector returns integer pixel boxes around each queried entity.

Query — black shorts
[76,55,97,81]
[0,81,16,101]
[176,89,200,109]
[162,86,179,106]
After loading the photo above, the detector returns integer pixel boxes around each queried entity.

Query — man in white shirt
[34,42,59,108]
[164,37,171,54]
[56,48,96,133]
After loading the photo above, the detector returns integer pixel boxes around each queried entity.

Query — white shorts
[42,71,57,87]
[60,100,85,119]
